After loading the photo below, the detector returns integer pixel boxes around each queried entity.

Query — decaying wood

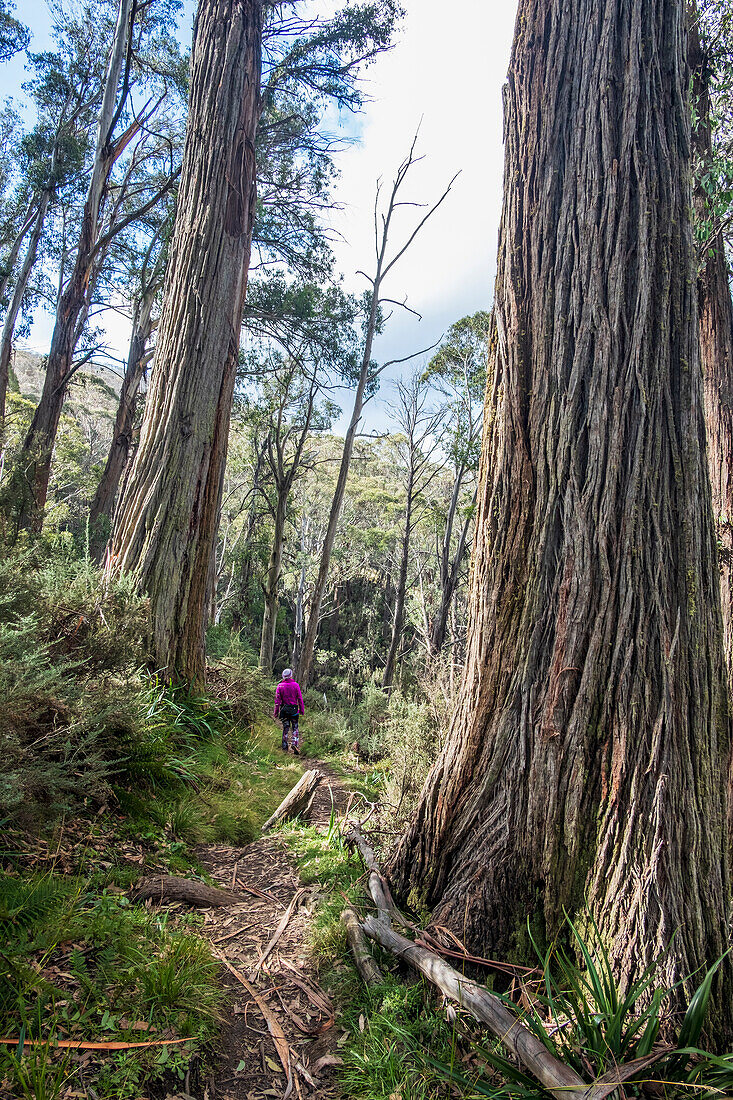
[344,826,395,925]
[130,875,238,907]
[341,905,383,986]
[255,887,308,969]
[261,769,324,832]
[362,916,589,1100]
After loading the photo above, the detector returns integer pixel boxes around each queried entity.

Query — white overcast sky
[12,0,518,427]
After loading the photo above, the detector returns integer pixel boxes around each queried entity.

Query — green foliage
[0,0,29,63]
[0,546,150,820]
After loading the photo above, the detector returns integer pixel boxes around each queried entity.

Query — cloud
[324,0,517,427]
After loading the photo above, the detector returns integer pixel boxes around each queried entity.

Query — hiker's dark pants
[282,717,300,749]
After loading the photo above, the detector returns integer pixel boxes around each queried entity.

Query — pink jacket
[274,678,304,718]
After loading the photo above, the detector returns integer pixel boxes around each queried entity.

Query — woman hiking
[273,668,305,754]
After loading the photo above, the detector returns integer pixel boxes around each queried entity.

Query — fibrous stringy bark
[389,0,732,1037]
[109,0,262,684]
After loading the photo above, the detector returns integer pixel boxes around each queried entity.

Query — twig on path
[230,860,239,889]
[212,921,257,945]
[255,888,308,971]
[236,879,287,909]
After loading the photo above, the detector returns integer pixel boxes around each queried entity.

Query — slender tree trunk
[298,293,380,689]
[110,0,262,686]
[88,291,156,559]
[689,12,733,673]
[14,0,134,531]
[383,473,413,691]
[259,483,288,676]
[0,191,50,424]
[389,0,732,1037]
[291,516,308,669]
[0,197,36,311]
[429,472,475,656]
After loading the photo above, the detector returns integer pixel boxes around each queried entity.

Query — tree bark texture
[88,288,156,559]
[15,0,135,531]
[389,0,732,1031]
[110,0,262,685]
[0,191,50,424]
[689,14,733,673]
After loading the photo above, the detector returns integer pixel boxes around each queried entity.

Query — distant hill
[10,346,123,404]
[8,347,121,465]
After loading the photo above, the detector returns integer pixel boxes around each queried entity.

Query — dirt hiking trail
[193,761,353,1100]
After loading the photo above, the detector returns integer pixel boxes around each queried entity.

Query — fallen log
[341,905,383,986]
[261,769,325,832]
[343,826,394,925]
[346,827,591,1100]
[130,875,238,908]
[362,916,589,1100]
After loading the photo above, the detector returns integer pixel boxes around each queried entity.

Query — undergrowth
[0,545,308,1098]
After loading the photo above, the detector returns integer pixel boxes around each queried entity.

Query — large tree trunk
[389,0,732,1036]
[0,191,50,424]
[14,0,134,532]
[383,473,413,691]
[259,482,288,676]
[689,13,733,673]
[88,289,156,559]
[110,0,262,686]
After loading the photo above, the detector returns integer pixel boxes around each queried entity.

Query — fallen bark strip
[341,905,383,986]
[0,1037,191,1051]
[255,887,308,970]
[362,916,589,1100]
[213,950,293,1098]
[261,769,325,832]
[130,875,238,907]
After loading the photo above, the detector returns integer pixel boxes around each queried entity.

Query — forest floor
[195,761,352,1100]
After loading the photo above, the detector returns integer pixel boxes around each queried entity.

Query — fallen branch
[213,951,293,1098]
[237,879,286,909]
[343,826,396,925]
[341,905,383,986]
[362,916,589,1100]
[347,826,590,1100]
[255,888,308,970]
[261,769,325,832]
[130,875,237,908]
